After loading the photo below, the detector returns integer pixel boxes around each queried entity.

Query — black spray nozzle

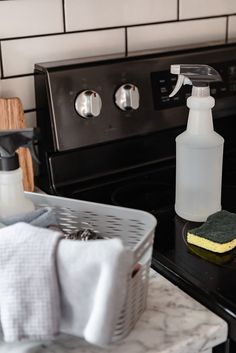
[0,128,40,171]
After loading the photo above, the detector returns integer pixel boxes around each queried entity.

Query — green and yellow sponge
[187,210,236,253]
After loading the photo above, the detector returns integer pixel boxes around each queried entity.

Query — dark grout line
[225,16,229,43]
[0,42,4,79]
[125,27,128,57]
[0,27,126,42]
[127,14,230,28]
[177,0,180,20]
[178,13,233,22]
[0,31,64,42]
[24,109,36,114]
[1,73,34,80]
[62,0,66,32]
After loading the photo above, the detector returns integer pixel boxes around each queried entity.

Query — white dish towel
[0,222,62,343]
[57,237,133,346]
[0,207,133,347]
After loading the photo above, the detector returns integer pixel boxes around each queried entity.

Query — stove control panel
[151,61,236,110]
[115,84,140,111]
[75,90,102,118]
[35,45,236,152]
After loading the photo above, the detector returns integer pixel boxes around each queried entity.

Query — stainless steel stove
[35,44,236,353]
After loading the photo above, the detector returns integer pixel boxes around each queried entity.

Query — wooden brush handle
[0,97,34,192]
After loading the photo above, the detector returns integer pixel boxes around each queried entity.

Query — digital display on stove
[151,61,236,110]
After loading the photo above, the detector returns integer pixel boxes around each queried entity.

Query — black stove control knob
[75,90,102,118]
[115,84,140,111]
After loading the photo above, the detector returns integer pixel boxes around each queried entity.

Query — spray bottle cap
[169,64,222,98]
[0,128,40,171]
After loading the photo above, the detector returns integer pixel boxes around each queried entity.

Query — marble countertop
[0,269,228,353]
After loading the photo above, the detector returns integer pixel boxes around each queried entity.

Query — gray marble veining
[0,270,227,353]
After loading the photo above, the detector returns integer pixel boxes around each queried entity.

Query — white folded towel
[0,222,62,342]
[57,237,133,346]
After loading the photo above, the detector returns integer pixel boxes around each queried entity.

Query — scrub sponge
[187,210,236,253]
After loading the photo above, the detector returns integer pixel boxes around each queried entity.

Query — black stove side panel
[34,71,58,193]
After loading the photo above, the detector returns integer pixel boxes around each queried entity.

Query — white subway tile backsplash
[180,0,236,20]
[0,0,63,39]
[0,0,233,112]
[128,17,226,53]
[65,0,177,31]
[228,16,236,43]
[0,76,35,110]
[1,29,125,77]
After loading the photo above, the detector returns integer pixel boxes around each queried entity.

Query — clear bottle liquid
[175,94,224,222]
[0,168,35,220]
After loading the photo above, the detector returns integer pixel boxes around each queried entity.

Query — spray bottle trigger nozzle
[28,142,40,164]
[169,74,192,98]
[169,74,184,98]
[19,128,40,164]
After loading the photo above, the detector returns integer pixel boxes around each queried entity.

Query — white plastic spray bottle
[169,64,224,222]
[0,128,39,220]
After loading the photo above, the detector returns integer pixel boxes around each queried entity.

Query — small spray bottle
[169,64,224,222]
[0,128,39,220]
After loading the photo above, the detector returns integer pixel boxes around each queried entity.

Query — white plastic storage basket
[26,192,157,342]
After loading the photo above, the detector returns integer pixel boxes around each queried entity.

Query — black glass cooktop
[67,156,236,342]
